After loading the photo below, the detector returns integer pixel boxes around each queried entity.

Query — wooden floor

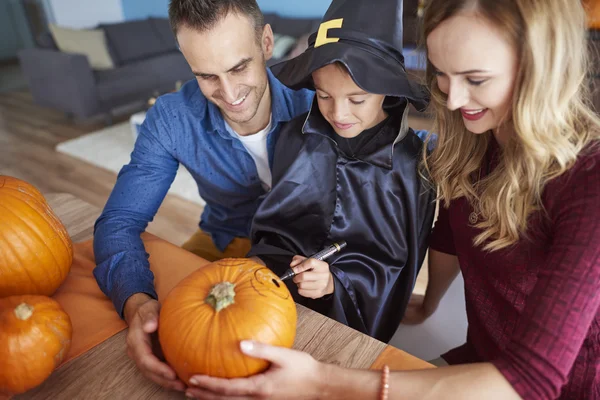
[0,91,203,246]
[0,90,433,292]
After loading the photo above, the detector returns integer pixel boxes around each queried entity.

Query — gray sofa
[18,15,320,121]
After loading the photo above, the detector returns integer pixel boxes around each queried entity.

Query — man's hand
[186,340,328,400]
[123,293,186,392]
[290,255,334,299]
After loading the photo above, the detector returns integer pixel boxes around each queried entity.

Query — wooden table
[16,193,432,400]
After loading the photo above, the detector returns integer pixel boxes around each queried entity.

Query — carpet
[56,122,205,206]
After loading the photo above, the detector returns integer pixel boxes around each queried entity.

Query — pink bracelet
[379,364,390,400]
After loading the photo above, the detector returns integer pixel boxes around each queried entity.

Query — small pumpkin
[0,176,73,297]
[158,258,297,382]
[0,295,72,395]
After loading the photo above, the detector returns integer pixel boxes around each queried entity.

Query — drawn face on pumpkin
[251,267,290,300]
[216,259,291,300]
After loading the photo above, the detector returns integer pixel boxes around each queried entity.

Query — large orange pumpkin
[0,176,73,297]
[0,295,72,396]
[158,258,297,382]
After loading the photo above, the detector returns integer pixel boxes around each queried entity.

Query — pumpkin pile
[159,258,297,383]
[0,176,74,396]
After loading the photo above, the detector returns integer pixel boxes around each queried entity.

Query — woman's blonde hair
[422,0,600,251]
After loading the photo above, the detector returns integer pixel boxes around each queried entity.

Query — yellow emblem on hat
[314,18,344,48]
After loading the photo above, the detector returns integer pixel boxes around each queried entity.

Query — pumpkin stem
[205,282,236,312]
[14,303,34,320]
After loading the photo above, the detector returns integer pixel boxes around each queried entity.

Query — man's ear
[261,23,274,61]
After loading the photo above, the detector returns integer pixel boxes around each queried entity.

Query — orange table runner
[370,346,434,371]
[53,232,210,365]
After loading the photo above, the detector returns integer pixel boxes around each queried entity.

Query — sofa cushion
[36,31,58,50]
[49,24,115,70]
[149,17,179,53]
[100,19,166,65]
[95,52,194,103]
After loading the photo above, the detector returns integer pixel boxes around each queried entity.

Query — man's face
[177,12,273,132]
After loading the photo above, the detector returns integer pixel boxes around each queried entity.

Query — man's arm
[93,101,179,317]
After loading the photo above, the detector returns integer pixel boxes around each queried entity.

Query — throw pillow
[49,24,115,70]
[272,33,297,59]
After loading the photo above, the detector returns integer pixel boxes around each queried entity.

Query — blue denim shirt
[93,69,314,316]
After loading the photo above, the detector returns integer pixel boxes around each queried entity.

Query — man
[92,0,313,392]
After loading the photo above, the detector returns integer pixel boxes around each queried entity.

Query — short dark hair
[169,0,264,38]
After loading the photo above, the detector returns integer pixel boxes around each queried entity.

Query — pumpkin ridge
[202,308,218,377]
[7,225,50,294]
[0,202,63,294]
[0,191,50,222]
[41,304,71,360]
[241,300,284,345]
[38,202,72,281]
[5,198,65,267]
[223,306,252,377]
[167,296,211,379]
[0,228,44,294]
[0,188,45,203]
[0,178,45,200]
[39,202,71,250]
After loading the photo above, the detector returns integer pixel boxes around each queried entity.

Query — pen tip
[280,270,294,281]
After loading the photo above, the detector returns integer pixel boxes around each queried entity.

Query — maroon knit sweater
[429,141,600,399]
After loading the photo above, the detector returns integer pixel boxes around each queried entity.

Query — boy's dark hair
[169,0,264,40]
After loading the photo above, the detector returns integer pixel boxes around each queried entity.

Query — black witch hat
[271,0,429,111]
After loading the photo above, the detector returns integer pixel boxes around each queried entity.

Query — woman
[185,0,600,398]
[246,0,435,344]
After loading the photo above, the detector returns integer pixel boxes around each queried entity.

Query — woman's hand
[186,341,327,399]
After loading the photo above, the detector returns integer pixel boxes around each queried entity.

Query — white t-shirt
[225,117,273,191]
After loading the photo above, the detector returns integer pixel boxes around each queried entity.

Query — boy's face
[312,63,387,138]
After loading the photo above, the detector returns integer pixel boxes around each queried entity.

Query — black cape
[249,99,436,343]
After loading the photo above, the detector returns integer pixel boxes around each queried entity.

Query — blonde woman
[185,0,600,399]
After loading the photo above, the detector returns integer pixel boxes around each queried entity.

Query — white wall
[47,0,124,28]
[390,274,468,361]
